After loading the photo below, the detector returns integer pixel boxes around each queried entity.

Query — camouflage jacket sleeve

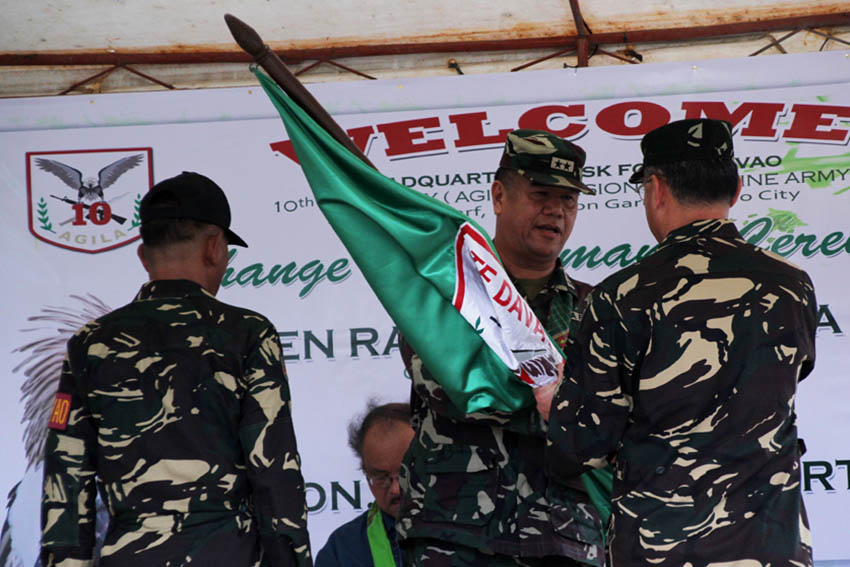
[40,327,98,567]
[547,286,634,480]
[239,322,312,567]
[401,336,546,437]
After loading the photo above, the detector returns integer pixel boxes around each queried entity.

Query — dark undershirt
[516,275,550,302]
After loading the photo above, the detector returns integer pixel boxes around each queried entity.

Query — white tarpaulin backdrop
[1,51,848,564]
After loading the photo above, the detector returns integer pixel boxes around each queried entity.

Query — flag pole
[224,14,377,170]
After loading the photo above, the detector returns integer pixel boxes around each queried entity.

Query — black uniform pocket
[421,445,499,526]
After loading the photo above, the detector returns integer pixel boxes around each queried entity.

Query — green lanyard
[366,501,396,567]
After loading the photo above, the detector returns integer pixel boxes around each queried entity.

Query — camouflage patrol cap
[140,171,248,247]
[628,118,735,183]
[499,129,595,195]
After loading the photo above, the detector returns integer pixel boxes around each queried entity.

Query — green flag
[254,68,612,530]
[254,69,567,413]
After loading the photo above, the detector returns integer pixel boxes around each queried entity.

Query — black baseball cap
[629,119,735,184]
[140,171,248,247]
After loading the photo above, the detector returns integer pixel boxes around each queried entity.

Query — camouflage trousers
[403,538,588,567]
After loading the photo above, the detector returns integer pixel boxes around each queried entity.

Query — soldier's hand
[534,380,558,422]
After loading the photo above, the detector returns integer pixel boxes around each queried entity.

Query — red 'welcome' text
[270,101,850,163]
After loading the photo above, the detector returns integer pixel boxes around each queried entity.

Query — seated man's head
[348,401,414,518]
[138,172,247,294]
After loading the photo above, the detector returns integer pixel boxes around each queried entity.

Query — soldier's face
[362,420,415,517]
[492,175,579,272]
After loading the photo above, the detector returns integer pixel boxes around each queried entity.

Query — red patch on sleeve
[48,393,72,431]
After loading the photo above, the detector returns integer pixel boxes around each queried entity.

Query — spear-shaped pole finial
[224,14,267,60]
[224,13,376,169]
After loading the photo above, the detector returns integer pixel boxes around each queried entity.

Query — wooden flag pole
[224,14,377,170]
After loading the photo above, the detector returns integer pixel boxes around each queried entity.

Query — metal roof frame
[1,4,848,96]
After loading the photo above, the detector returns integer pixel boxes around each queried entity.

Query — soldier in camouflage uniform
[398,130,609,566]
[40,172,311,567]
[541,119,817,566]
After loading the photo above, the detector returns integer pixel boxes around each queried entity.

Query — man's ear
[202,231,224,267]
[137,244,150,272]
[492,179,505,215]
[730,176,743,207]
[650,174,669,209]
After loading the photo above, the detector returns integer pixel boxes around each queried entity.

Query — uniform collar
[507,258,579,299]
[547,257,579,297]
[135,279,216,301]
[657,218,740,251]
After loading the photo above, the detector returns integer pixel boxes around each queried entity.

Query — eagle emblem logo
[26,148,153,254]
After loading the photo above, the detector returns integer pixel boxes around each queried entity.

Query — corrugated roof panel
[583,0,849,32]
[1,1,848,97]
[4,0,847,54]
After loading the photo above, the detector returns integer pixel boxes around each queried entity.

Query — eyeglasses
[366,471,400,489]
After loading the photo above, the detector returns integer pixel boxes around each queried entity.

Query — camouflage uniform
[548,219,816,566]
[398,261,606,566]
[41,279,311,567]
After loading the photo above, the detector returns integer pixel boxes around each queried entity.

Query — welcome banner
[0,51,848,564]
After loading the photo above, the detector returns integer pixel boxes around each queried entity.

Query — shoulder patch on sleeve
[48,393,72,431]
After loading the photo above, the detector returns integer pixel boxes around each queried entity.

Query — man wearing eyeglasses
[539,118,817,566]
[316,402,415,567]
